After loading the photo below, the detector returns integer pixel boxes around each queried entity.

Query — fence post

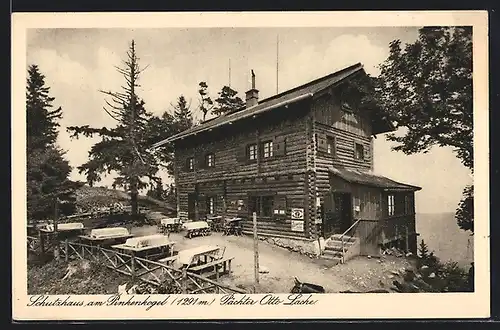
[131,254,136,281]
[181,268,187,293]
[39,229,45,256]
[341,236,345,264]
[54,198,60,260]
[82,245,85,259]
[252,212,259,293]
[405,225,409,252]
[65,239,69,262]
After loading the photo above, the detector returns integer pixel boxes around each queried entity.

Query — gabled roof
[329,167,422,192]
[152,62,365,148]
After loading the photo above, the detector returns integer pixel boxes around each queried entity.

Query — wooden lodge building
[153,63,421,260]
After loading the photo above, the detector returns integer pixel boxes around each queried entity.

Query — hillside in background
[416,212,474,267]
[74,185,176,215]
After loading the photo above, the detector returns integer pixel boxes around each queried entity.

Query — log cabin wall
[173,102,313,238]
[225,174,308,239]
[312,93,373,172]
[311,91,375,238]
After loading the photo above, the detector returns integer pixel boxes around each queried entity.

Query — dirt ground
[130,226,415,293]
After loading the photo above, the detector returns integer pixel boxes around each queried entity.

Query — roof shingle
[329,167,422,191]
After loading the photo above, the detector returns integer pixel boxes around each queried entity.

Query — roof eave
[329,169,422,192]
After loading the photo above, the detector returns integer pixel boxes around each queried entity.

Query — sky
[26,27,473,214]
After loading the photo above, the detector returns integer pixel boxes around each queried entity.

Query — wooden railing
[30,237,246,294]
[353,215,413,256]
[379,215,412,243]
[27,236,39,253]
[338,218,361,263]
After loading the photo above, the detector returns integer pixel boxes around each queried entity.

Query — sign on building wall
[291,220,304,232]
[291,208,304,220]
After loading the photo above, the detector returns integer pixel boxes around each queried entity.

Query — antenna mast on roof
[229,58,231,87]
[276,34,279,94]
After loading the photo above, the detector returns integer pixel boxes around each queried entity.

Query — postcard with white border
[12,10,490,320]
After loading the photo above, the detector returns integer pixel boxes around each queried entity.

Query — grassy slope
[74,185,176,214]
[28,259,131,295]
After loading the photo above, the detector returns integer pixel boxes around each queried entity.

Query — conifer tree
[26,65,80,220]
[172,95,193,132]
[67,40,173,217]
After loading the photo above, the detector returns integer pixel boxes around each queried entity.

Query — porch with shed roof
[321,167,421,256]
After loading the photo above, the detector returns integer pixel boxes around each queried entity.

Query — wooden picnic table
[183,221,211,238]
[158,217,183,234]
[79,234,134,248]
[223,217,243,236]
[177,245,223,267]
[176,245,233,280]
[79,227,134,248]
[112,234,176,260]
[39,223,86,241]
[206,215,224,232]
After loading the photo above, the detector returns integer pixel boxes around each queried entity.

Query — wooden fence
[27,237,246,294]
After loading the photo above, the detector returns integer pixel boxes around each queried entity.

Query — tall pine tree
[67,40,173,217]
[27,65,62,151]
[172,95,193,132]
[26,65,80,221]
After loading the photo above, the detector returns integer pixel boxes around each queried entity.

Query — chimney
[245,70,259,108]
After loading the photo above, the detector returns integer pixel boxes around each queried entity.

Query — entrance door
[187,193,196,220]
[337,193,353,233]
[323,192,353,237]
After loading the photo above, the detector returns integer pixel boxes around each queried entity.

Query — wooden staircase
[321,234,358,265]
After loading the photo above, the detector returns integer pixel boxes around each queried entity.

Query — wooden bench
[158,255,178,266]
[189,256,234,280]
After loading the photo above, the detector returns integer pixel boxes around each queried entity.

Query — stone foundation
[263,236,326,258]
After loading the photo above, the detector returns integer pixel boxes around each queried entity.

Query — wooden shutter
[196,154,205,169]
[184,157,191,172]
[236,144,248,162]
[364,143,369,161]
[317,133,328,153]
[273,136,286,156]
[198,195,207,219]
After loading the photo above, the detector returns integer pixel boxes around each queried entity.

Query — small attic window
[355,143,364,160]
